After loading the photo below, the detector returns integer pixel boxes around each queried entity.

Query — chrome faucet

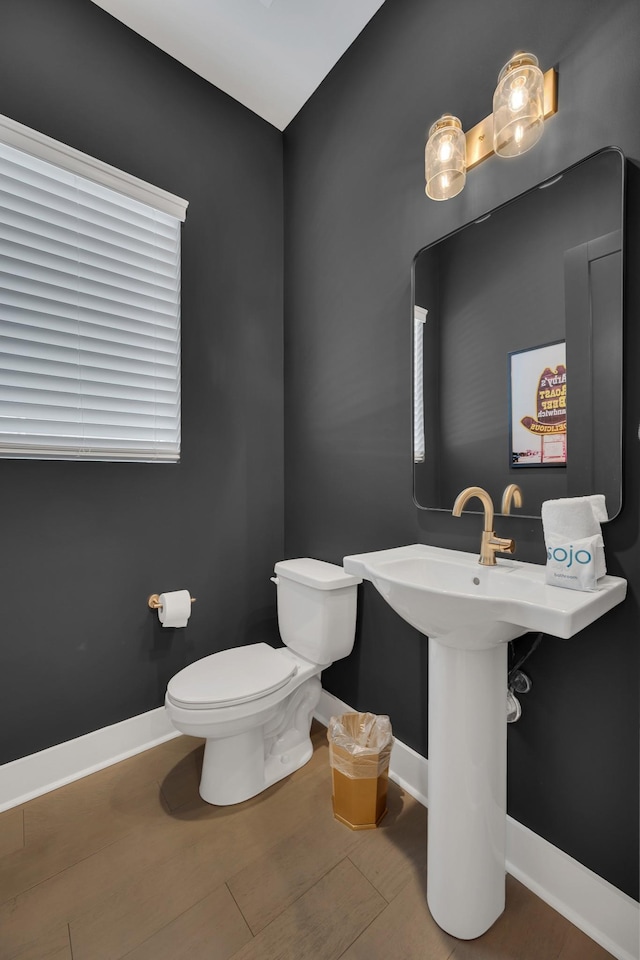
[452,485,516,566]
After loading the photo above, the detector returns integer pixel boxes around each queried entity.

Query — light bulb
[438,138,453,163]
[509,78,528,112]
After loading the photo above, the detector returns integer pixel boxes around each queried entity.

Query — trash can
[327,712,394,830]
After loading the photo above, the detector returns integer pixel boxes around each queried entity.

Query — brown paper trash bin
[327,713,394,830]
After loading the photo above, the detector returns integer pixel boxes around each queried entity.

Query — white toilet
[164,558,361,805]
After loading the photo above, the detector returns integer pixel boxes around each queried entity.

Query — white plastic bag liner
[328,712,393,779]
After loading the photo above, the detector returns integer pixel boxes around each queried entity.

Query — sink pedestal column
[427,637,508,940]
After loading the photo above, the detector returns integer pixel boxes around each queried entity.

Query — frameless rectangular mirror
[412,147,624,520]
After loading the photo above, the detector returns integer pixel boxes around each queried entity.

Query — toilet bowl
[164,558,361,805]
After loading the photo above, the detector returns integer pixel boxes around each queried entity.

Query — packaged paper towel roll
[158,590,192,628]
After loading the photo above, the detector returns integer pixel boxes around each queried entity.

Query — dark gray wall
[284,0,639,899]
[0,0,284,761]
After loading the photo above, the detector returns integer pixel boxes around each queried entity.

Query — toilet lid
[166,642,297,708]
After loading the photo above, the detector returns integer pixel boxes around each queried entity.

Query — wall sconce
[425,53,557,201]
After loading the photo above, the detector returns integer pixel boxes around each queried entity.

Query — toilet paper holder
[148,593,196,610]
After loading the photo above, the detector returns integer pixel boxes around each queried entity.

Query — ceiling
[90,0,387,130]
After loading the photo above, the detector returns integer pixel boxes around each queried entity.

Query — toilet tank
[273,559,361,665]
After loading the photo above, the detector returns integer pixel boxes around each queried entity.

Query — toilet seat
[166,642,297,709]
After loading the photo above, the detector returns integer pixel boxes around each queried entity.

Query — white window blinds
[0,124,187,461]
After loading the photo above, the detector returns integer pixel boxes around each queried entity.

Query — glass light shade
[493,53,545,157]
[425,115,466,200]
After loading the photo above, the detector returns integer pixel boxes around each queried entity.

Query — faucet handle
[480,531,515,565]
[501,483,523,515]
[490,535,515,554]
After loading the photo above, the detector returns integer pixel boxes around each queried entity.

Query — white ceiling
[90,0,387,130]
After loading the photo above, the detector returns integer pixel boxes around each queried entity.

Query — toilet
[164,558,361,805]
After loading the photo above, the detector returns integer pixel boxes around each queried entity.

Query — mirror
[412,147,624,520]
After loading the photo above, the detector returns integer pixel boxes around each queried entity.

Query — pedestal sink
[342,543,627,940]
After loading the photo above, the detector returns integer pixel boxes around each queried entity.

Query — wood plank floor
[0,722,615,960]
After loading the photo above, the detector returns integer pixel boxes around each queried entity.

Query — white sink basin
[343,543,627,648]
[343,542,627,940]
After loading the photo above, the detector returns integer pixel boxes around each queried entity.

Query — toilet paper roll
[158,590,192,628]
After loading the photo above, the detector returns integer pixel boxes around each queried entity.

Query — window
[0,114,188,461]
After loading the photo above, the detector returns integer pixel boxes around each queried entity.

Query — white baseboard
[316,688,639,960]
[0,707,180,813]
